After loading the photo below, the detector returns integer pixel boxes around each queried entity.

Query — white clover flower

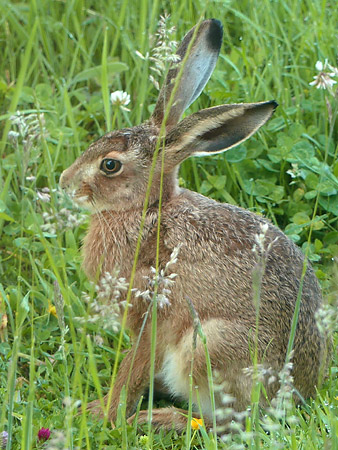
[328,63,338,77]
[309,74,337,90]
[315,59,338,77]
[110,90,131,111]
[315,60,324,71]
[309,59,338,92]
[286,163,301,180]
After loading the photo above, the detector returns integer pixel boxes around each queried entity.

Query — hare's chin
[73,195,107,213]
[75,195,89,204]
[72,194,94,210]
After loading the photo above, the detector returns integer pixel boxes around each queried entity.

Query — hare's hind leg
[161,319,255,412]
[130,319,257,432]
[128,407,213,432]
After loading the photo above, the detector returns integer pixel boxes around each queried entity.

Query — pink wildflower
[37,427,51,441]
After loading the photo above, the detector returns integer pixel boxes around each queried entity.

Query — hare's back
[162,188,322,319]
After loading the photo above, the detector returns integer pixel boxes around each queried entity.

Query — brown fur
[60,19,327,432]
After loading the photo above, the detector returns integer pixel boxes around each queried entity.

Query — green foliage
[0,0,337,448]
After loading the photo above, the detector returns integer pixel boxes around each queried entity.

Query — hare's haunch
[60,19,327,432]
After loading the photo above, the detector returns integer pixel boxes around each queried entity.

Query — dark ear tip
[270,100,279,110]
[206,19,223,52]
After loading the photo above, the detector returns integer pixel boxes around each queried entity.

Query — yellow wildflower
[191,417,203,430]
[48,302,57,318]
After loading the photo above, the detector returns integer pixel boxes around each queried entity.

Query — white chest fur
[156,345,214,419]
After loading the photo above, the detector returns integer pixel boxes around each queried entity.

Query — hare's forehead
[81,127,159,163]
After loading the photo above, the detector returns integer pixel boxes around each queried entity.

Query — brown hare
[60,19,326,432]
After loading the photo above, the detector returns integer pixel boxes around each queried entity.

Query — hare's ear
[165,101,278,166]
[151,19,223,131]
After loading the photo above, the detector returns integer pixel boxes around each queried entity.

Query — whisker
[101,208,123,259]
[93,207,110,261]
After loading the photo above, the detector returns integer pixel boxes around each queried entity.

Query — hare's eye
[100,158,123,175]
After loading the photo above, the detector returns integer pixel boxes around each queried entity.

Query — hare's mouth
[70,183,95,208]
[70,191,96,212]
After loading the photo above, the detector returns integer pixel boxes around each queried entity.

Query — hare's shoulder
[161,189,321,308]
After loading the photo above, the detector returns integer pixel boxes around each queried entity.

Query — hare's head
[60,19,277,213]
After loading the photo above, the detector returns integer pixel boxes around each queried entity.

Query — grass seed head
[79,269,128,333]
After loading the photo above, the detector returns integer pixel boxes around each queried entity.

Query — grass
[0,0,338,448]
